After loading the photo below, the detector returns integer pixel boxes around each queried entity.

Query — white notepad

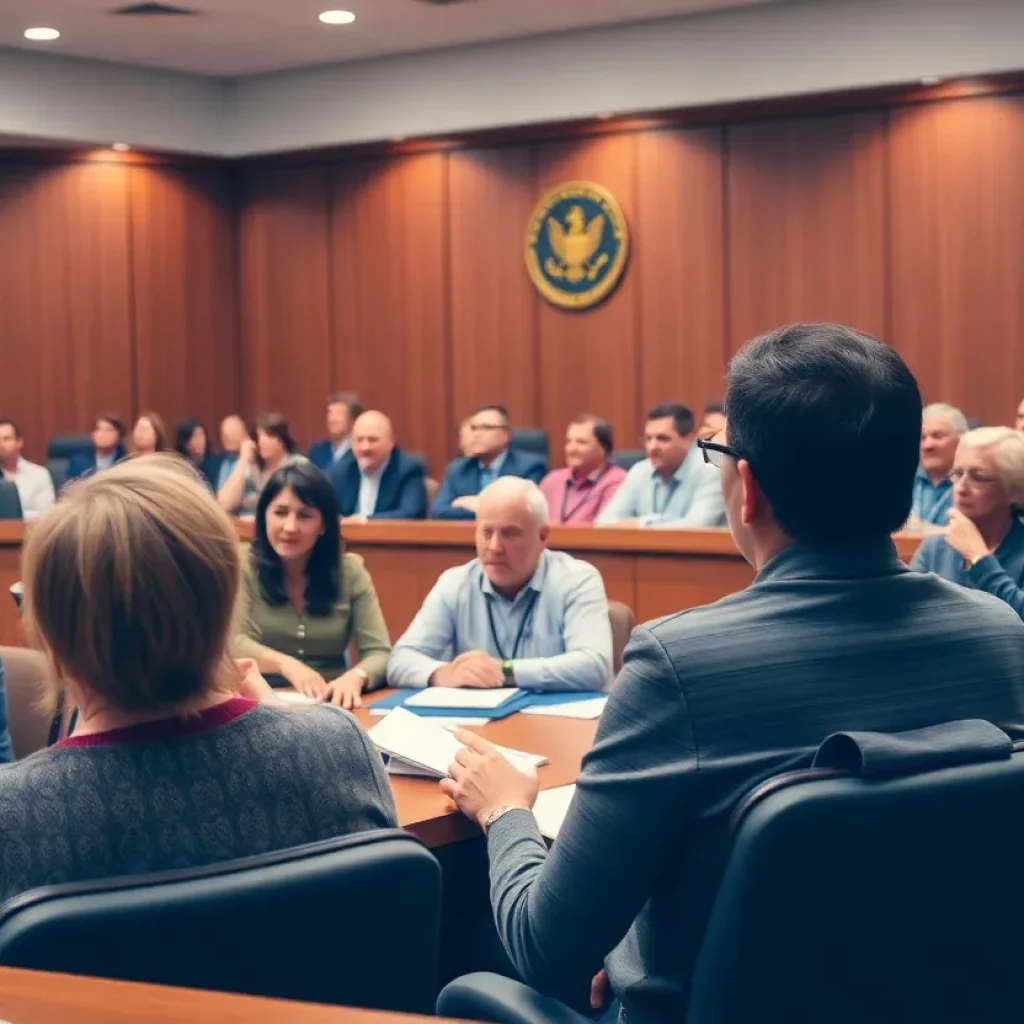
[404,687,521,710]
[369,707,546,779]
[533,784,576,840]
[521,697,608,720]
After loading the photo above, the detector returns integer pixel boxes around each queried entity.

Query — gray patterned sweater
[0,697,397,905]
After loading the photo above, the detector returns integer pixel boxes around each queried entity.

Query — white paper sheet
[533,784,576,840]
[520,697,608,720]
[404,687,521,710]
[275,691,317,705]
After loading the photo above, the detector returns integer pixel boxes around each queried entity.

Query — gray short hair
[478,477,549,528]
[922,403,968,436]
[959,427,1024,506]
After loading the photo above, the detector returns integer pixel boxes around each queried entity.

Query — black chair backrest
[0,829,441,1015]
[510,427,549,465]
[46,435,93,493]
[406,451,429,474]
[687,740,1024,1024]
[611,448,645,471]
[0,479,22,520]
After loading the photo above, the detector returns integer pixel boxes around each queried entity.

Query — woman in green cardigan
[235,462,391,708]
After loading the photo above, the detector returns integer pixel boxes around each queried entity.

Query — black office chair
[0,479,22,520]
[46,435,93,493]
[510,428,549,469]
[0,829,442,1015]
[407,451,429,474]
[611,448,644,471]
[439,720,1024,1024]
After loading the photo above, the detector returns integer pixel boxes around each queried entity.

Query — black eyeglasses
[697,436,741,469]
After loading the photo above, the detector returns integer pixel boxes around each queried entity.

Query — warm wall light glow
[319,10,356,25]
[920,76,943,86]
[24,27,61,41]
[112,143,131,152]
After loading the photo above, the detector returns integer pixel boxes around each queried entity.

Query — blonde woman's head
[22,455,240,713]
[952,427,1024,520]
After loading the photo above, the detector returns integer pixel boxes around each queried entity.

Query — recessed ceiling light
[920,76,942,86]
[24,27,61,41]
[319,10,356,25]
[112,143,131,152]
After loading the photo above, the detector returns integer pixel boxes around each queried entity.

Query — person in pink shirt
[540,415,628,525]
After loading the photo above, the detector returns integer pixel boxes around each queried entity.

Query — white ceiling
[0,0,783,77]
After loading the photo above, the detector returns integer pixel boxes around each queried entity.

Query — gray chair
[439,721,1024,1024]
[607,601,635,675]
[46,435,93,493]
[611,448,645,471]
[0,829,442,1015]
[0,480,22,520]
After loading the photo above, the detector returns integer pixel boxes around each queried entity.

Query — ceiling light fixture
[24,27,61,41]
[319,10,356,24]
[112,143,131,152]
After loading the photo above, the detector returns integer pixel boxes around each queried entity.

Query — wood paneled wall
[0,160,239,464]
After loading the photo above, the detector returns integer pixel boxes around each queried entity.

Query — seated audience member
[390,477,612,692]
[236,463,391,708]
[596,403,725,528]
[698,400,726,440]
[0,654,16,763]
[130,411,168,456]
[1016,398,1024,432]
[216,414,247,492]
[908,403,967,527]
[440,324,1024,1024]
[458,416,474,458]
[431,405,546,520]
[309,393,363,471]
[65,413,126,481]
[218,413,306,518]
[539,415,626,525]
[0,419,55,521]
[174,417,220,490]
[329,411,426,521]
[912,427,1024,618]
[0,457,396,904]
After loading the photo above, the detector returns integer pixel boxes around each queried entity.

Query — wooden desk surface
[0,967,463,1024]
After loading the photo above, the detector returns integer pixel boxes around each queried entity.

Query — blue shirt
[478,449,507,491]
[596,445,725,528]
[0,658,17,763]
[911,517,1024,619]
[910,466,954,525]
[387,549,613,692]
[216,454,239,493]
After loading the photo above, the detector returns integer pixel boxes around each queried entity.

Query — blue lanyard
[486,589,539,661]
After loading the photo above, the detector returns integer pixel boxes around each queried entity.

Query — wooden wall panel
[448,146,538,434]
[534,134,639,469]
[238,166,332,447]
[888,96,1024,423]
[635,127,728,421]
[332,154,450,475]
[0,163,133,462]
[727,111,888,351]
[130,166,240,437]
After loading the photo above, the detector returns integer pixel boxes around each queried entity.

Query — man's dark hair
[328,392,364,419]
[474,405,510,427]
[0,419,21,439]
[646,404,694,437]
[703,400,725,416]
[573,414,614,455]
[726,323,921,548]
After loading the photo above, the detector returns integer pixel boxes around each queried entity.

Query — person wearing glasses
[539,415,627,525]
[595,403,725,528]
[911,427,1024,618]
[438,324,1024,1024]
[390,477,612,692]
[430,404,546,519]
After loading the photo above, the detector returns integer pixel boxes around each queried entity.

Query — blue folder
[371,688,606,721]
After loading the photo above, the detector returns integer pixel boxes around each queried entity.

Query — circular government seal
[524,181,629,310]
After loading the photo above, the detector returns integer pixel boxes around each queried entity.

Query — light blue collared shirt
[334,438,352,463]
[478,449,508,491]
[357,466,383,517]
[387,549,613,692]
[910,465,954,525]
[595,445,725,528]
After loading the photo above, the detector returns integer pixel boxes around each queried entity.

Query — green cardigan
[237,548,392,685]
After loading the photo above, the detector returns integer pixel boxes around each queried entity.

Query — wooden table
[0,967,465,1023]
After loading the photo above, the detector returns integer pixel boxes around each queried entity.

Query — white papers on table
[521,697,608,720]
[369,707,546,779]
[404,687,521,710]
[533,784,576,840]
[275,691,317,705]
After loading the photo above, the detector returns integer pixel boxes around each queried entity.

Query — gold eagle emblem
[524,181,629,310]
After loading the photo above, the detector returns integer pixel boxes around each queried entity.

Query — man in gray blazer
[442,323,1024,1024]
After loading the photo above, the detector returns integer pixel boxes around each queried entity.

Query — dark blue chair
[0,480,22,520]
[0,829,442,1014]
[440,722,1024,1024]
[510,428,549,471]
[611,448,645,471]
[46,435,93,492]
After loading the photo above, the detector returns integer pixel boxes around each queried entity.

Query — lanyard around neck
[486,588,539,662]
[560,465,611,523]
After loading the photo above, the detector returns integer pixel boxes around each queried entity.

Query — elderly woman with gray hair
[912,426,1024,618]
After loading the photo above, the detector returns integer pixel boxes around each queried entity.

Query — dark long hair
[174,418,207,464]
[253,463,341,615]
[253,412,296,470]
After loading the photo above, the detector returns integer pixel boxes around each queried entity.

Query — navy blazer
[308,438,350,473]
[430,448,547,519]
[329,447,427,520]
[65,447,126,484]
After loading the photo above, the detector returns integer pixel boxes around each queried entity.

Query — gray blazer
[485,540,1024,1024]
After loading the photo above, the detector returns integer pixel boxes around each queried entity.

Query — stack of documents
[521,696,607,720]
[368,687,528,720]
[368,707,547,778]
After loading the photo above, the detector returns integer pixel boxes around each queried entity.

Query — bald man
[388,478,613,692]
[328,410,427,520]
[215,415,248,492]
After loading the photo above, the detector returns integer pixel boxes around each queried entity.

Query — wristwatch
[352,667,369,691]
[483,805,518,832]
[501,660,515,684]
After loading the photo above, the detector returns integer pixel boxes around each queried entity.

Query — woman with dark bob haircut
[218,412,306,518]
[174,417,220,490]
[235,462,392,707]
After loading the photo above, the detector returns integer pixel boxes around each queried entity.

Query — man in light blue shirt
[596,403,725,528]
[388,478,613,692]
[907,403,967,528]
